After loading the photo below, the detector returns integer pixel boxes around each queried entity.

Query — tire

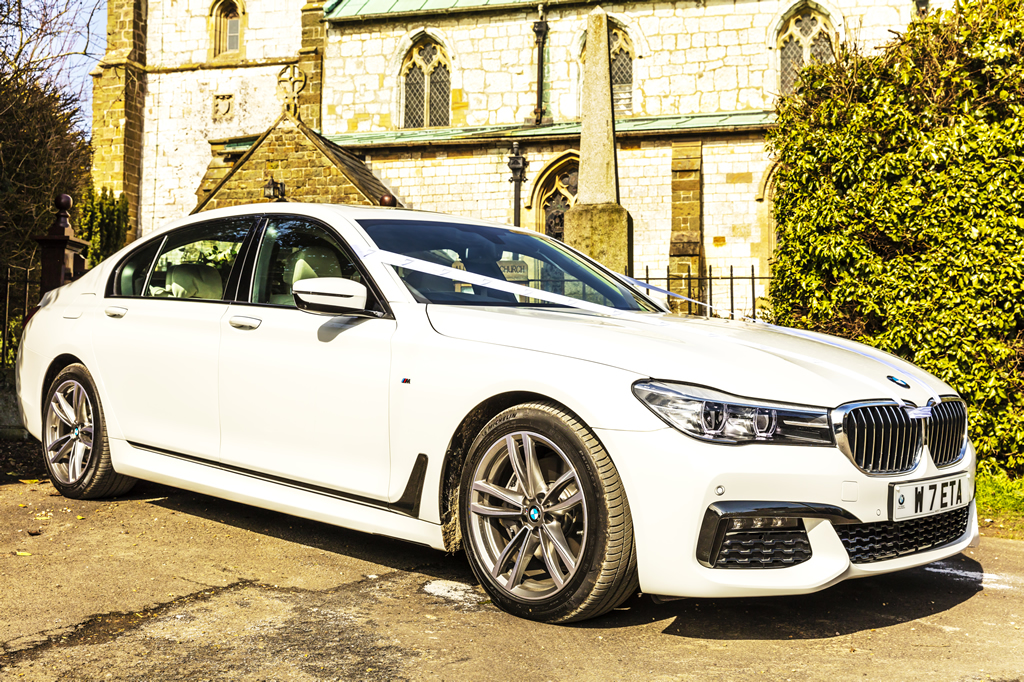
[459,401,638,623]
[42,364,136,499]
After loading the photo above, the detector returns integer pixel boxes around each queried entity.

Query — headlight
[632,380,834,446]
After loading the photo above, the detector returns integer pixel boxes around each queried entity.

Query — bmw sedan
[17,203,978,623]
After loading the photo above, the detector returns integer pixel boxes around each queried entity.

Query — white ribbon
[353,244,668,326]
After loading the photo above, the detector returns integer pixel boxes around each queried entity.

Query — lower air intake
[836,506,970,564]
[714,530,812,568]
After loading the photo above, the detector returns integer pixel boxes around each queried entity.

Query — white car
[17,203,978,623]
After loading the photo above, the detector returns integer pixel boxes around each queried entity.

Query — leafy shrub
[79,187,129,265]
[767,0,1024,473]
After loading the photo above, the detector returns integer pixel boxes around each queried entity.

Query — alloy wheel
[44,379,95,486]
[467,430,588,600]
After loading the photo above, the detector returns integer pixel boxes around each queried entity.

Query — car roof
[141,203,527,243]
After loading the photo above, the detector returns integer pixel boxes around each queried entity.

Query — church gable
[194,114,398,213]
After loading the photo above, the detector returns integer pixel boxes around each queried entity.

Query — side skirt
[109,438,445,550]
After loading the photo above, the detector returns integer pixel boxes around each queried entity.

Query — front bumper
[594,425,978,599]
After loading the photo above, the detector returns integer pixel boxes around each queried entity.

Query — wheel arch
[41,354,86,410]
[438,390,583,552]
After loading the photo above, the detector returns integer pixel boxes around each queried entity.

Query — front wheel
[459,401,638,623]
[42,364,136,499]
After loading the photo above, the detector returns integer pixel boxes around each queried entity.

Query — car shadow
[129,479,474,583]
[579,554,984,638]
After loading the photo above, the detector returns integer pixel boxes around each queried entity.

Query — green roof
[324,111,775,147]
[325,0,570,20]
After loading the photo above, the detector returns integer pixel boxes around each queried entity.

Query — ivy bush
[767,0,1024,474]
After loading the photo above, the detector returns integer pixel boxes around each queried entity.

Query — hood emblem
[887,375,910,389]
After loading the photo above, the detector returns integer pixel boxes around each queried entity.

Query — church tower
[90,0,147,242]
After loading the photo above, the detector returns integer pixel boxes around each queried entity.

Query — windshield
[358,218,656,311]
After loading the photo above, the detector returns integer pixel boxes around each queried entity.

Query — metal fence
[2,268,40,369]
[635,265,771,321]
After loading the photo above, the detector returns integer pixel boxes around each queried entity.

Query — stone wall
[321,0,916,135]
[701,133,774,317]
[146,0,304,67]
[200,120,374,210]
[139,67,291,235]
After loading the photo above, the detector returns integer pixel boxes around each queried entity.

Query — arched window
[777,10,835,95]
[581,25,635,116]
[212,0,243,58]
[401,40,451,128]
[539,163,578,242]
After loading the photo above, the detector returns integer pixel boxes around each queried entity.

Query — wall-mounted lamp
[264,178,286,201]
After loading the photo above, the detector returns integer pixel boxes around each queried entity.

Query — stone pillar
[563,6,632,275]
[669,141,703,313]
[299,1,326,129]
[90,0,147,243]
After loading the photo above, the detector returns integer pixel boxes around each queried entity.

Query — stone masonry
[198,117,378,211]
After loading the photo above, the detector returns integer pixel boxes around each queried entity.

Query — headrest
[291,245,343,284]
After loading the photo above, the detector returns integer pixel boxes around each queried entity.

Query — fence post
[751,265,756,322]
[707,265,712,317]
[729,265,735,320]
[34,194,89,297]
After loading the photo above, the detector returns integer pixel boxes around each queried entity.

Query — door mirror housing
[292,277,369,315]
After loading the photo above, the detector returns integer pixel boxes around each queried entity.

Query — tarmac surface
[1,439,1022,681]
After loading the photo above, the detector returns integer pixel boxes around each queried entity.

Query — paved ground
[1,439,1023,682]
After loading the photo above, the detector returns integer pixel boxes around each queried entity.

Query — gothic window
[402,40,451,129]
[777,10,835,95]
[212,0,243,58]
[581,25,635,116]
[540,164,578,242]
[610,28,634,116]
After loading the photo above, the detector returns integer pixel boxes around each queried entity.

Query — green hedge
[767,0,1024,473]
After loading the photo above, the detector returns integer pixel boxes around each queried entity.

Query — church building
[91,0,935,315]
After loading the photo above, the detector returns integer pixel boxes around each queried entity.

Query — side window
[251,218,362,306]
[144,219,251,300]
[112,239,162,297]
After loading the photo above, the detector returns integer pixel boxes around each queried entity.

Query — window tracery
[777,9,835,95]
[402,40,451,128]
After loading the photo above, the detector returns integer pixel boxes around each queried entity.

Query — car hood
[425,305,956,408]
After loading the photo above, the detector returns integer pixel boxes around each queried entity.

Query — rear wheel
[42,364,136,499]
[460,401,637,623]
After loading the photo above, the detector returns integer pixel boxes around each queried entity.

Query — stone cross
[278,65,307,116]
[564,6,631,274]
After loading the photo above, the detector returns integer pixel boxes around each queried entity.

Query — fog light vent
[714,525,811,569]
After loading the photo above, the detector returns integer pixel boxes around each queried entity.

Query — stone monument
[563,6,632,275]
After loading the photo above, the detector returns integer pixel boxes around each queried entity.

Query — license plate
[890,471,971,522]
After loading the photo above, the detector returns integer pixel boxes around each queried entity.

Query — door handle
[229,316,262,331]
[104,306,128,318]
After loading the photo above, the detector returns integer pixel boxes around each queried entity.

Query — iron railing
[2,268,40,369]
[634,265,771,321]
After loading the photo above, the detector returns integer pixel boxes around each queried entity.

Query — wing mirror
[292,277,369,316]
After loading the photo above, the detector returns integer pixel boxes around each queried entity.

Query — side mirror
[292,277,369,315]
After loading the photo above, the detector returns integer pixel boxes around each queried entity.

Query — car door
[91,217,256,459]
[217,216,395,500]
